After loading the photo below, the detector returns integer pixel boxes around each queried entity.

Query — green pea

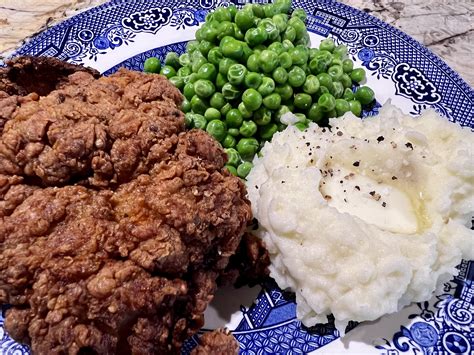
[187,73,199,83]
[179,53,191,67]
[228,128,240,137]
[215,73,228,91]
[254,107,272,126]
[263,3,278,18]
[183,82,195,100]
[349,100,362,116]
[355,86,375,105]
[213,7,232,22]
[196,63,217,82]
[225,109,243,128]
[343,88,355,101]
[303,75,320,94]
[335,99,351,116]
[210,92,226,110]
[191,95,208,115]
[291,8,307,20]
[220,102,232,116]
[288,66,306,87]
[289,46,308,66]
[224,148,241,166]
[241,43,253,62]
[192,113,207,129]
[275,105,290,122]
[244,72,263,89]
[328,65,343,81]
[204,107,221,121]
[281,39,294,51]
[331,81,344,98]
[200,26,219,44]
[222,82,240,100]
[225,165,237,176]
[287,16,304,37]
[307,103,324,122]
[160,65,176,79]
[221,40,244,60]
[272,67,288,84]
[315,50,334,67]
[319,38,336,52]
[340,73,352,89]
[331,58,343,68]
[258,19,279,42]
[309,48,319,60]
[144,57,161,73]
[342,58,354,73]
[194,79,215,98]
[233,23,245,40]
[238,102,253,119]
[244,27,268,47]
[169,76,184,90]
[283,25,296,42]
[186,40,199,53]
[278,52,292,69]
[249,3,265,18]
[259,50,279,73]
[219,35,235,47]
[274,0,292,14]
[318,93,336,112]
[219,58,237,76]
[236,138,259,160]
[350,68,366,83]
[184,112,193,128]
[228,5,237,20]
[275,84,293,101]
[309,57,327,75]
[222,134,236,148]
[242,88,263,111]
[258,77,275,96]
[319,86,330,95]
[295,121,309,131]
[240,120,258,137]
[253,44,267,53]
[268,42,285,55]
[317,72,333,89]
[199,40,215,56]
[273,13,288,33]
[334,44,348,58]
[182,98,191,113]
[237,161,253,178]
[247,54,260,72]
[206,120,227,142]
[294,93,312,110]
[177,66,192,77]
[259,123,278,140]
[227,64,247,85]
[191,54,207,73]
[235,9,255,31]
[263,93,281,110]
[207,47,223,66]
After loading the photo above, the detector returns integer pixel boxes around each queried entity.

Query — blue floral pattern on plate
[2,0,473,354]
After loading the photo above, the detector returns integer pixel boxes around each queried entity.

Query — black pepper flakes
[306,142,310,146]
[310,159,314,163]
[392,176,398,180]
[281,181,286,184]
[377,136,385,142]
[355,185,360,191]
[353,161,360,167]
[405,142,414,150]
[382,202,387,207]
[337,131,343,136]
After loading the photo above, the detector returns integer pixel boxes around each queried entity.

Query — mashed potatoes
[246,104,473,331]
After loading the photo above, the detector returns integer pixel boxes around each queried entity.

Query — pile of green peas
[143,0,375,178]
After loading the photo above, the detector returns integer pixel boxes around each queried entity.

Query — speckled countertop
[0,0,472,85]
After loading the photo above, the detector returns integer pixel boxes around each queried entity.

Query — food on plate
[246,103,474,331]
[143,0,375,176]
[190,329,239,355]
[0,58,252,354]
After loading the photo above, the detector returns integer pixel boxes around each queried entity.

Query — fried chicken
[0,58,252,354]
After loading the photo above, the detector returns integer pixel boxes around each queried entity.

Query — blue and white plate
[1,0,473,354]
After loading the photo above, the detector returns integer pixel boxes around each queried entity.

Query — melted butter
[319,166,426,234]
